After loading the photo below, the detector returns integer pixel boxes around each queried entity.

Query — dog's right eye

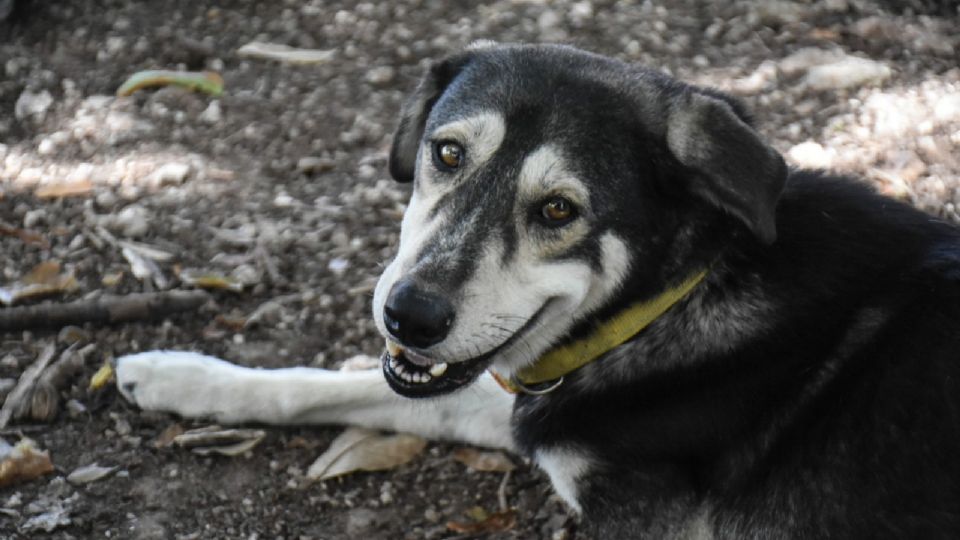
[434,141,464,171]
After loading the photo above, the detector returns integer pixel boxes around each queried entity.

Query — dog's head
[373,43,786,398]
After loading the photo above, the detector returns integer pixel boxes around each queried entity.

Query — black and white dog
[118,43,960,538]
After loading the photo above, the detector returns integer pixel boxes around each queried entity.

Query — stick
[0,290,211,332]
[0,344,57,429]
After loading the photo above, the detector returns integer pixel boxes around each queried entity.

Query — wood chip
[174,426,266,456]
[453,447,516,472]
[0,344,57,429]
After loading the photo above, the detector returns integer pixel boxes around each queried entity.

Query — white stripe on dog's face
[373,111,506,336]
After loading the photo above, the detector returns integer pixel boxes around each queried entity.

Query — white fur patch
[535,447,593,513]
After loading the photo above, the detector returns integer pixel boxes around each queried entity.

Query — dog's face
[373,44,786,398]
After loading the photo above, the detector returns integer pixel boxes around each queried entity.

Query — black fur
[392,44,960,538]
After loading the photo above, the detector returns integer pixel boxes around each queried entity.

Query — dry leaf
[121,246,168,288]
[101,271,124,287]
[0,438,55,488]
[306,427,426,480]
[174,426,266,456]
[237,42,335,64]
[66,463,116,485]
[89,362,114,391]
[0,222,49,248]
[0,261,79,306]
[179,269,245,292]
[446,509,518,535]
[34,180,94,199]
[153,424,185,448]
[453,447,516,472]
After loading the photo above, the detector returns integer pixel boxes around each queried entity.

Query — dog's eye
[435,141,464,170]
[540,197,575,225]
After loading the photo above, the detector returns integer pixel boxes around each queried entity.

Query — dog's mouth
[381,340,493,398]
[381,299,557,398]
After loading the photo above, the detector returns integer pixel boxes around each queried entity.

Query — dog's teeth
[386,340,402,358]
[389,357,398,369]
[394,362,405,375]
[429,363,448,377]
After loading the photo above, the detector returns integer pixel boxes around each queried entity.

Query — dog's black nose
[383,280,454,348]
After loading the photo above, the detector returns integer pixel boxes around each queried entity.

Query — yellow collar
[490,269,709,394]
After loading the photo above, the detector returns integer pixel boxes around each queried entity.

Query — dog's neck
[491,268,710,394]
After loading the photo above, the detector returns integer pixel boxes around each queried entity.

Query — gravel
[0,0,957,538]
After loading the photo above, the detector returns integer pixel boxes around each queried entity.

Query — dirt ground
[0,0,958,538]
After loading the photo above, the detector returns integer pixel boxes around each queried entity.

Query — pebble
[14,89,54,121]
[788,141,835,169]
[150,162,191,186]
[199,100,222,124]
[113,204,151,238]
[803,56,891,91]
[23,208,46,228]
[365,66,395,87]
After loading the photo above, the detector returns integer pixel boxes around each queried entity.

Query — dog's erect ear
[389,55,472,183]
[666,90,787,244]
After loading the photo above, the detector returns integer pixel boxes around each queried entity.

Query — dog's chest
[534,447,592,513]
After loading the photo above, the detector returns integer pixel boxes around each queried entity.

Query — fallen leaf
[446,509,518,535]
[0,222,49,248]
[34,180,94,199]
[66,463,117,484]
[237,42,336,65]
[101,271,124,287]
[179,269,245,292]
[453,447,516,472]
[0,261,79,306]
[0,438,55,488]
[122,246,168,288]
[306,427,426,480]
[174,426,266,456]
[116,70,224,97]
[89,362,114,391]
[153,423,185,448]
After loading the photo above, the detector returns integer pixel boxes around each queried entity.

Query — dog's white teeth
[386,340,402,358]
[429,363,448,377]
[394,362,405,375]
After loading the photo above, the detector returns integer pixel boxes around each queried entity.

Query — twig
[0,343,57,429]
[0,290,211,332]
[498,470,512,513]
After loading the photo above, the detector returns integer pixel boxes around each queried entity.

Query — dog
[117,43,960,538]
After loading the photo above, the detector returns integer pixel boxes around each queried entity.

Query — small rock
[365,66,395,87]
[328,257,350,275]
[346,508,384,536]
[150,162,190,186]
[934,94,960,123]
[23,208,46,229]
[95,190,119,209]
[199,100,222,124]
[14,90,54,121]
[788,141,835,169]
[803,56,891,91]
[113,204,150,238]
[65,399,87,417]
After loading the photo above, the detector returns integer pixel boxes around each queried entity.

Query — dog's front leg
[116,351,516,450]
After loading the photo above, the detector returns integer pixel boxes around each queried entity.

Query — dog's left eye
[434,141,464,170]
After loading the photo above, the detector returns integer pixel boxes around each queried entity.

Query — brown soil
[0,0,957,538]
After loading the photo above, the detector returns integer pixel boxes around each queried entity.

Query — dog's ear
[666,90,787,244]
[389,55,472,183]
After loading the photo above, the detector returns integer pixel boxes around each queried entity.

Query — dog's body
[118,44,960,538]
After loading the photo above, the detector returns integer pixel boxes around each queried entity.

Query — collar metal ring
[512,376,564,395]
